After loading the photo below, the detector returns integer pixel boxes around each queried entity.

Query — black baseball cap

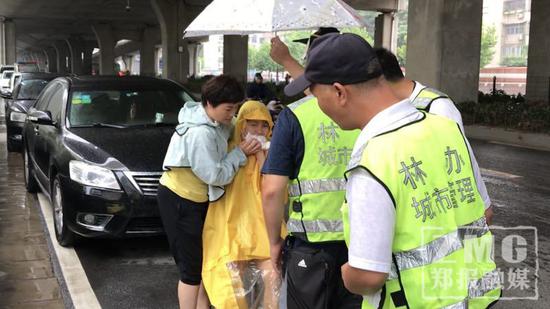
[284,33,382,97]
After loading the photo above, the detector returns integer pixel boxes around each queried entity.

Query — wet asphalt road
[1,97,548,308]
[74,139,550,309]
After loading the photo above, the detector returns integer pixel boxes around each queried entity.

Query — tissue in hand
[245,133,270,150]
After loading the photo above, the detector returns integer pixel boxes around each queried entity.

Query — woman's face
[206,102,238,125]
[244,119,269,137]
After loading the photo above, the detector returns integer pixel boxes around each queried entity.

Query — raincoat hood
[231,100,273,147]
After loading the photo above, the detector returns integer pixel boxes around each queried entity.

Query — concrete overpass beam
[140,27,157,77]
[92,24,116,75]
[345,0,398,11]
[53,40,71,74]
[406,0,482,103]
[223,35,248,84]
[526,0,550,102]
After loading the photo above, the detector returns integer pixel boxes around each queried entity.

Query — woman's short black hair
[374,48,405,82]
[201,75,245,107]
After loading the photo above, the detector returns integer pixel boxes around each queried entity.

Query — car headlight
[69,160,121,190]
[9,111,26,123]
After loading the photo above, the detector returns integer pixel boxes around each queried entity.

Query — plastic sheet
[224,259,282,309]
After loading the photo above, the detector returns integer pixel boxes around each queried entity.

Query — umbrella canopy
[184,0,365,38]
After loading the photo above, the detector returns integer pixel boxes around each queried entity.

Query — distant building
[483,0,531,67]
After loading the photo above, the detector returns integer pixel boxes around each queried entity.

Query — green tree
[480,25,497,68]
[248,42,278,72]
[395,8,408,66]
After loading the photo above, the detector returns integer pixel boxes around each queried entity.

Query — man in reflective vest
[285,33,501,308]
[374,47,494,225]
[262,31,362,308]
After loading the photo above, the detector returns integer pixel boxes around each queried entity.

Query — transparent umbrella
[183,0,365,38]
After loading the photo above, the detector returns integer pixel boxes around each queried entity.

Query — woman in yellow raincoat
[202,100,284,309]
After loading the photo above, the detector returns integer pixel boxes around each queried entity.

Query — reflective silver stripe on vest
[394,217,489,272]
[288,95,314,111]
[441,269,501,308]
[287,218,343,233]
[388,263,398,280]
[411,97,433,110]
[468,269,501,298]
[440,299,467,309]
[288,178,346,197]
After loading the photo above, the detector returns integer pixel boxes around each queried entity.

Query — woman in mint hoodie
[158,75,261,309]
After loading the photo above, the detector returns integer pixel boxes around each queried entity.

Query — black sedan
[22,76,196,246]
[4,73,62,152]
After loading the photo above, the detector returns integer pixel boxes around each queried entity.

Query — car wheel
[23,146,38,193]
[52,176,76,247]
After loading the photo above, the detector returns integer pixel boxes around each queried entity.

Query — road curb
[35,194,75,309]
[465,125,550,152]
[36,193,101,309]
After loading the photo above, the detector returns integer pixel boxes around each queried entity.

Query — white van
[0,70,14,93]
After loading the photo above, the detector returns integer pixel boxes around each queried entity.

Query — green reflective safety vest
[287,96,359,242]
[343,113,501,309]
[411,86,450,112]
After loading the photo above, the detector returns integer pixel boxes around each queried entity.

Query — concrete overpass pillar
[188,43,200,77]
[152,0,201,82]
[526,0,550,102]
[406,0,483,103]
[82,41,96,75]
[374,12,394,49]
[92,24,116,75]
[223,35,248,84]
[0,17,16,65]
[53,40,71,74]
[44,48,57,73]
[67,37,86,75]
[140,27,157,77]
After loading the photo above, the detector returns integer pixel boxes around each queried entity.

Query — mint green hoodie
[162,102,247,201]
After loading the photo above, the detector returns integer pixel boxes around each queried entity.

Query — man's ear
[333,83,348,106]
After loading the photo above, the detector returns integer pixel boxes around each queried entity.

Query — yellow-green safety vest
[287,96,359,242]
[411,86,450,112]
[342,113,501,308]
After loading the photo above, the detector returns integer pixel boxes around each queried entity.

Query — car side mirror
[28,110,54,126]
[0,91,11,99]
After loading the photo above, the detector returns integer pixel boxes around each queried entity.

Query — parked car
[14,61,40,73]
[4,73,62,152]
[0,70,14,97]
[0,65,15,74]
[22,76,197,246]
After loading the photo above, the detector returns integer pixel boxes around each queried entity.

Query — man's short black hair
[201,75,244,107]
[374,48,404,82]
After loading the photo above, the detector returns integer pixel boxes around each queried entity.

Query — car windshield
[16,79,49,100]
[68,89,193,127]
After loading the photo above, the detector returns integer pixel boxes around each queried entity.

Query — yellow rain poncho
[202,101,285,309]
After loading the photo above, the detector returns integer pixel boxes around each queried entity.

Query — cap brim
[292,38,309,45]
[284,74,311,97]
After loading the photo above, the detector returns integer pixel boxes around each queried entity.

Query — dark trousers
[284,237,362,309]
[157,184,208,285]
